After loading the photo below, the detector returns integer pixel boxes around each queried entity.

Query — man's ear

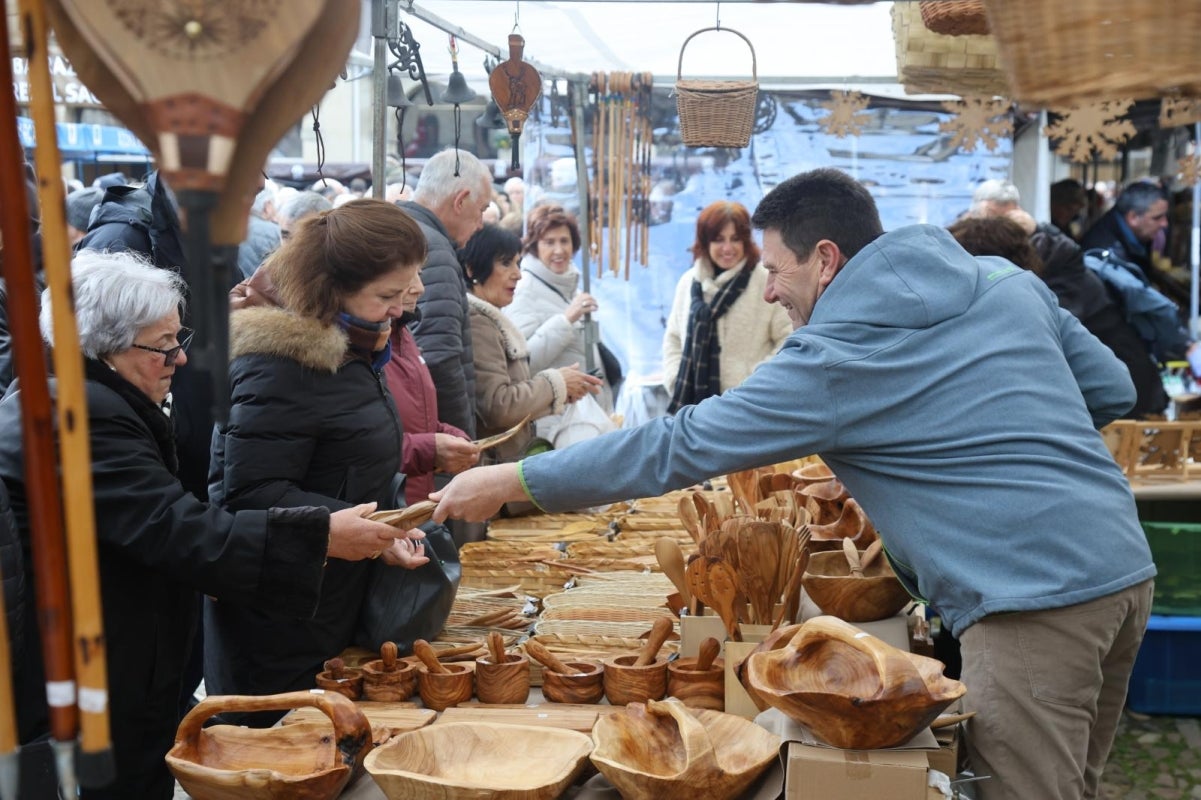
[815,239,844,288]
[451,188,472,214]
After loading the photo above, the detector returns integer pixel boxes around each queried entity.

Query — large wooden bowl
[591,698,779,800]
[365,722,593,800]
[801,548,910,622]
[166,690,372,800]
[746,616,966,750]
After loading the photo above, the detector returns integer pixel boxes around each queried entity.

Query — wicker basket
[675,26,758,148]
[919,0,989,36]
[892,1,1008,97]
[982,0,1201,106]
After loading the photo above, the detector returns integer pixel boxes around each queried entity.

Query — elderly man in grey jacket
[399,148,493,438]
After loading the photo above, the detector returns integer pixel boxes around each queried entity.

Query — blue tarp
[16,117,150,156]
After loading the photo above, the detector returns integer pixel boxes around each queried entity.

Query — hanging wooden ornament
[938,96,1012,153]
[1042,99,1136,163]
[1159,96,1201,128]
[489,33,542,171]
[1179,154,1201,188]
[818,90,872,138]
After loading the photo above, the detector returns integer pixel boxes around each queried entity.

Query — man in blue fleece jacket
[433,168,1155,800]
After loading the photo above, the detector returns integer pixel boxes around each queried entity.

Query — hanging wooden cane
[44,0,360,421]
[489,33,542,171]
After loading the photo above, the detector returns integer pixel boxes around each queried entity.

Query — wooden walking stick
[0,572,17,800]
[0,11,84,796]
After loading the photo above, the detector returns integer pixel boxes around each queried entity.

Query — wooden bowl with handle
[166,690,371,800]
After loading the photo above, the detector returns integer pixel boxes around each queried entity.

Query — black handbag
[354,520,461,654]
[598,341,624,392]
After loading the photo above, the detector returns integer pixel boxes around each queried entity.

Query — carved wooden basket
[591,698,779,800]
[801,548,910,622]
[365,722,593,800]
[166,690,372,800]
[746,616,966,750]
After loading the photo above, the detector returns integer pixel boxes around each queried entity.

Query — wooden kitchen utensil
[604,626,671,706]
[655,538,691,606]
[802,549,910,622]
[634,617,674,667]
[704,559,743,642]
[362,642,417,702]
[368,501,436,530]
[411,640,447,674]
[843,537,864,577]
[667,637,724,711]
[315,658,362,700]
[416,662,474,713]
[476,633,530,705]
[541,660,606,705]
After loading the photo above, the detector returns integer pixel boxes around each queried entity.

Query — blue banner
[16,117,149,156]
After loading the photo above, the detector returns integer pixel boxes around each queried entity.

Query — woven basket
[982,0,1201,106]
[919,0,989,36]
[675,26,758,148]
[892,1,1008,96]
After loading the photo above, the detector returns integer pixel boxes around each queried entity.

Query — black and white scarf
[667,264,753,413]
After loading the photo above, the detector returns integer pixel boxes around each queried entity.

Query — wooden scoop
[860,539,884,572]
[634,616,674,667]
[695,637,721,672]
[843,537,864,577]
[412,639,447,674]
[524,639,576,675]
[655,538,691,606]
[487,632,506,665]
[379,641,400,672]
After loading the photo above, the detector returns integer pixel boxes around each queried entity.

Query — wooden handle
[843,537,863,577]
[860,539,884,572]
[487,632,506,665]
[634,616,674,667]
[523,639,575,675]
[175,690,370,754]
[380,642,398,672]
[695,637,721,671]
[412,640,447,674]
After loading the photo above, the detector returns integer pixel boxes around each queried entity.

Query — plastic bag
[552,393,618,449]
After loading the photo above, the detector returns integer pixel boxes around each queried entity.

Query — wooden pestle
[412,639,447,674]
[324,658,347,679]
[695,637,721,672]
[633,616,674,667]
[843,537,864,577]
[379,641,399,672]
[524,639,576,675]
[487,631,506,664]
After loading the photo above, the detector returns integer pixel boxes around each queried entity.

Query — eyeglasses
[129,328,193,366]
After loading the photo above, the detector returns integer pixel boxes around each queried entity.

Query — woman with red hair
[663,201,791,411]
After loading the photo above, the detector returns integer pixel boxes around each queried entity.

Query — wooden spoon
[843,537,864,578]
[655,538,691,606]
[524,639,576,675]
[677,495,702,544]
[412,639,447,674]
[633,616,674,667]
[860,539,885,572]
[705,559,743,642]
[695,637,721,671]
[487,631,506,665]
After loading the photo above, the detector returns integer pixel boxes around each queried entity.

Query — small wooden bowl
[366,722,593,800]
[475,653,531,705]
[668,657,725,711]
[542,660,605,705]
[315,659,362,700]
[417,663,474,712]
[603,654,668,706]
[801,549,910,622]
[166,690,372,800]
[362,659,417,703]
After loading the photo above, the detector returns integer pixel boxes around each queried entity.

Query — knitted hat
[66,187,104,231]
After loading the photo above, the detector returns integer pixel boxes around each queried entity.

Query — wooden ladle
[634,617,674,667]
[843,537,864,577]
[524,639,577,675]
[412,639,447,674]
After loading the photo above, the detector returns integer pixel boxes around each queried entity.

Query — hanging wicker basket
[982,0,1201,106]
[919,0,989,36]
[892,2,1008,97]
[675,26,758,148]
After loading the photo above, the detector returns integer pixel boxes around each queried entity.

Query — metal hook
[513,0,521,34]
[715,0,721,30]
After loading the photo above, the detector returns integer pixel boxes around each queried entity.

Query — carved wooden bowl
[746,616,966,750]
[365,721,593,800]
[807,498,878,552]
[166,690,372,800]
[667,657,725,711]
[603,654,668,706]
[416,663,474,712]
[475,652,531,705]
[315,658,362,700]
[791,462,834,486]
[735,624,804,714]
[362,645,418,702]
[591,698,779,800]
[801,549,910,622]
[541,660,605,705]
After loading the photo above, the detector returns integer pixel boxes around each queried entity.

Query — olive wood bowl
[591,698,779,800]
[801,549,910,622]
[541,660,606,705]
[603,654,668,706]
[315,658,362,700]
[362,643,418,702]
[475,652,531,705]
[416,662,474,712]
[746,615,966,750]
[667,657,725,711]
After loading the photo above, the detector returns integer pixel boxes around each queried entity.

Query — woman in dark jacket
[0,249,405,800]
[206,199,431,721]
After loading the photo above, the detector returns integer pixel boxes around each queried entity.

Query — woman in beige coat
[461,225,602,465]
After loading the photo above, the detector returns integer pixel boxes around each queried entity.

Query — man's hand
[434,433,480,474]
[327,503,426,561]
[430,463,526,523]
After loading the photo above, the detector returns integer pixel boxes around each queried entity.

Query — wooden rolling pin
[633,616,674,667]
[412,639,447,674]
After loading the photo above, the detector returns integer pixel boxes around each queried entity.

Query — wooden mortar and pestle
[361,642,417,702]
[315,657,362,700]
[413,639,473,711]
[604,616,674,706]
[667,636,725,710]
[526,639,605,704]
[475,632,530,705]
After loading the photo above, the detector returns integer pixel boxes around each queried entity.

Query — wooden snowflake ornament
[939,97,1013,153]
[818,90,872,138]
[1160,96,1201,128]
[1043,100,1137,163]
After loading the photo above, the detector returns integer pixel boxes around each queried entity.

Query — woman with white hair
[0,249,410,800]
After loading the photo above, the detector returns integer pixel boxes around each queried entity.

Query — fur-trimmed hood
[229,307,348,373]
[466,293,528,361]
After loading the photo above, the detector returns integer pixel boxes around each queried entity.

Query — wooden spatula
[706,559,743,642]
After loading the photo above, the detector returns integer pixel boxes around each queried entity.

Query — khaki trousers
[959,579,1153,800]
